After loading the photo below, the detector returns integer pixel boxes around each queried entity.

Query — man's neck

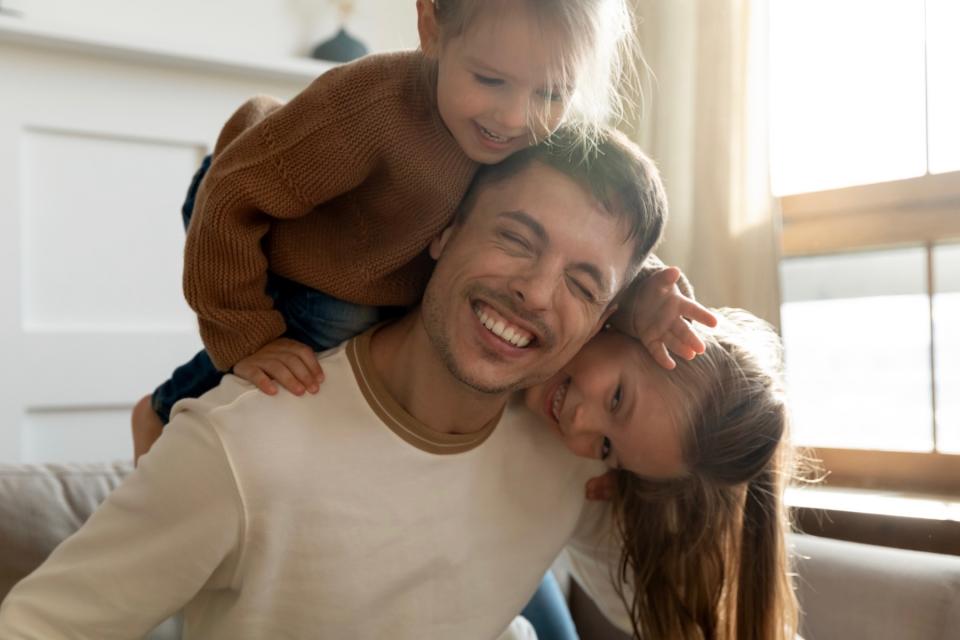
[369,313,508,436]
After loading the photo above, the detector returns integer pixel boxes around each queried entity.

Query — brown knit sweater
[183,51,478,370]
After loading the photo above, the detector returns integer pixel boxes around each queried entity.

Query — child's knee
[131,395,164,465]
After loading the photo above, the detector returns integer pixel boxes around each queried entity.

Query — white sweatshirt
[0,331,631,639]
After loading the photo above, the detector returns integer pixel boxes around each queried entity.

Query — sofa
[2,461,959,639]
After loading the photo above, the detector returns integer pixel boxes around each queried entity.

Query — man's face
[421,161,635,394]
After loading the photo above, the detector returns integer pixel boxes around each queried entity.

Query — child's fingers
[239,366,278,395]
[283,340,323,380]
[278,353,320,393]
[258,376,279,395]
[672,317,706,354]
[302,350,325,381]
[681,299,719,328]
[652,265,682,289]
[261,362,306,395]
[663,333,696,361]
[639,307,676,345]
[648,340,677,370]
[294,354,324,392]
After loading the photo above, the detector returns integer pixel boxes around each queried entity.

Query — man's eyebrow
[499,210,547,243]
[499,210,610,294]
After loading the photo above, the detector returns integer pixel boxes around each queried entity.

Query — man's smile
[473,301,535,348]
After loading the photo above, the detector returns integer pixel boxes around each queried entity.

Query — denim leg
[150,349,224,425]
[269,274,399,352]
[149,155,220,426]
[520,572,581,640]
[181,154,213,231]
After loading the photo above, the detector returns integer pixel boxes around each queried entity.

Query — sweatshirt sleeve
[562,500,635,634]
[183,62,390,370]
[0,411,244,639]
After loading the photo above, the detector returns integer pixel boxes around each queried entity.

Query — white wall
[2,0,419,58]
[0,1,418,464]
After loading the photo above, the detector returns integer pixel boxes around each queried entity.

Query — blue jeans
[521,572,580,640]
[151,156,397,423]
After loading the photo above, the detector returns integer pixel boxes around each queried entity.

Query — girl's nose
[495,92,529,132]
[562,404,603,460]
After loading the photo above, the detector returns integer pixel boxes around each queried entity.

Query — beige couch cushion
[0,461,182,639]
[0,461,132,601]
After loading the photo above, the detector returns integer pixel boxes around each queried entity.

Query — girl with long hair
[524,308,799,639]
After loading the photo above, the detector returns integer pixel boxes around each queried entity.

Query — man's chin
[445,362,519,395]
[448,358,558,398]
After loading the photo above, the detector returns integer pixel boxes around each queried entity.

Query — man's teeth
[551,381,568,421]
[475,306,532,348]
[480,125,508,143]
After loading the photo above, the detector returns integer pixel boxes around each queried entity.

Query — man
[0,130,667,639]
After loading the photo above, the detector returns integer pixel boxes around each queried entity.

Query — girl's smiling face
[524,329,688,480]
[419,0,569,164]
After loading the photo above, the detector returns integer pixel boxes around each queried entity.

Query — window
[780,247,933,452]
[770,0,960,493]
[934,244,960,452]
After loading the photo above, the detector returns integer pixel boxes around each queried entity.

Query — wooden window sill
[787,486,960,556]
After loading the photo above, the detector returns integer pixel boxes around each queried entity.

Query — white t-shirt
[0,331,631,639]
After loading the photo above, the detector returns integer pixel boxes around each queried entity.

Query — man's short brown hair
[455,128,667,280]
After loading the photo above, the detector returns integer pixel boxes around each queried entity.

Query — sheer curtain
[626,0,781,327]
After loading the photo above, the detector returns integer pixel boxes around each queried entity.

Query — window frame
[779,169,960,496]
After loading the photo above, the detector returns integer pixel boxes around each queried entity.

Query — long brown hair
[612,308,799,639]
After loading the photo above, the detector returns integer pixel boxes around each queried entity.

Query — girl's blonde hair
[428,0,640,149]
[611,308,800,640]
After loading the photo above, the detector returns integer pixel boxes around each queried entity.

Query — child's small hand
[585,471,616,501]
[617,266,718,370]
[232,337,325,396]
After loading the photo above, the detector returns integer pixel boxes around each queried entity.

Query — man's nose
[509,261,560,310]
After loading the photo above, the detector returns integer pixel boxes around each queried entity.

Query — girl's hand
[585,471,616,501]
[232,337,325,396]
[614,267,718,370]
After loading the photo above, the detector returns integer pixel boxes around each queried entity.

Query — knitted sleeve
[183,62,389,371]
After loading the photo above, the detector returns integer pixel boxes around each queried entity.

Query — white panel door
[0,39,313,463]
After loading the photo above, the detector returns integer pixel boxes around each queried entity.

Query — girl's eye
[600,436,612,461]
[537,89,564,103]
[610,384,622,412]
[474,74,503,87]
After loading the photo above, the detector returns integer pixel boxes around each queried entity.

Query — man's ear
[591,304,618,337]
[417,0,441,58]
[429,225,456,260]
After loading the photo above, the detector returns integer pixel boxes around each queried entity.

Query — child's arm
[184,66,387,374]
[610,255,718,370]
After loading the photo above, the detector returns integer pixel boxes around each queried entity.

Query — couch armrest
[792,533,960,640]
